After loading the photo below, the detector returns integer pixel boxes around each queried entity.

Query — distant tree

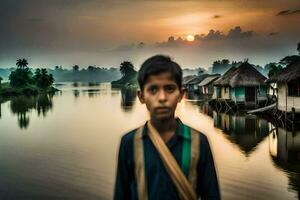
[212,59,231,74]
[9,68,33,87]
[72,65,79,71]
[120,61,135,76]
[197,68,206,76]
[0,76,2,87]
[34,68,54,88]
[88,65,96,71]
[34,68,41,82]
[252,64,264,74]
[221,59,230,65]
[268,63,283,78]
[279,55,300,66]
[55,66,63,71]
[279,43,300,65]
[16,58,28,70]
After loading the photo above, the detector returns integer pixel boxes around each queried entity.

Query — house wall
[234,87,245,102]
[267,83,277,97]
[212,87,216,99]
[257,85,268,101]
[277,83,300,112]
[208,85,214,95]
[221,86,231,99]
[212,86,221,99]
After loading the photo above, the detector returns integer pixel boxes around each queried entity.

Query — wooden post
[285,83,287,128]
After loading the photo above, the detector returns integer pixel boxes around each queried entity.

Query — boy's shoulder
[120,123,146,144]
[184,123,209,144]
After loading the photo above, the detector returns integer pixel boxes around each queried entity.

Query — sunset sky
[0,0,299,69]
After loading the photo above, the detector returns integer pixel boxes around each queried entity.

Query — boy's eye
[148,86,158,94]
[165,85,176,93]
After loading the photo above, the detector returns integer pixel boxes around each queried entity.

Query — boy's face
[138,72,184,121]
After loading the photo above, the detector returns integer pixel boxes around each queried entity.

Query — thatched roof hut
[182,75,197,85]
[214,62,267,87]
[267,62,300,83]
[186,74,210,85]
[198,74,220,87]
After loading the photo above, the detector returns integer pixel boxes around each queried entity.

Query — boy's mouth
[155,107,170,113]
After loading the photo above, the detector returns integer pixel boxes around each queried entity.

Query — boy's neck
[150,117,177,135]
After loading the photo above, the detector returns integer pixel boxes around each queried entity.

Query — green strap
[181,125,191,177]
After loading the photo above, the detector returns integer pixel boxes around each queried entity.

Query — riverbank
[0,82,59,97]
[111,72,138,89]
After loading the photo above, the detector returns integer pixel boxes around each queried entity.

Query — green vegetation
[111,61,138,89]
[0,58,58,97]
[265,63,283,78]
[51,66,121,82]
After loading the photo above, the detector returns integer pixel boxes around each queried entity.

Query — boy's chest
[143,136,183,176]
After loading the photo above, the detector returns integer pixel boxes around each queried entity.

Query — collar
[141,117,190,140]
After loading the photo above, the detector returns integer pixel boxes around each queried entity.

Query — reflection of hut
[270,127,300,164]
[200,103,214,118]
[213,62,268,107]
[213,111,269,155]
[269,127,300,198]
[267,62,300,113]
[198,74,220,97]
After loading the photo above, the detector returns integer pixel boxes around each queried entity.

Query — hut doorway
[245,87,255,102]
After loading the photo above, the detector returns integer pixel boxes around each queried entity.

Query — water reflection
[120,87,137,112]
[213,111,269,155]
[9,94,53,129]
[73,89,80,99]
[1,83,300,199]
[269,127,300,199]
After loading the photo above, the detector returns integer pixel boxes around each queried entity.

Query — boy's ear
[178,88,186,102]
[137,90,145,104]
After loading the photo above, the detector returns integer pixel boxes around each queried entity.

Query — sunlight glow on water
[0,83,299,200]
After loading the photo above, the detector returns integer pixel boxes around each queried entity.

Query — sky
[0,0,299,69]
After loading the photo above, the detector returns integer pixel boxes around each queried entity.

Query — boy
[114,55,220,200]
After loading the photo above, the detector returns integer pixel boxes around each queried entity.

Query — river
[0,83,299,200]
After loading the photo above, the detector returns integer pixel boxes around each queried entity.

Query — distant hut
[182,75,197,90]
[198,74,220,97]
[183,74,209,93]
[213,62,268,107]
[267,62,300,113]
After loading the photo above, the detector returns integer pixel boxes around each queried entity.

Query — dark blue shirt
[114,119,220,200]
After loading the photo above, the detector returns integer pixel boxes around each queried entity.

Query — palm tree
[120,61,135,76]
[72,65,79,71]
[297,42,300,55]
[16,58,28,70]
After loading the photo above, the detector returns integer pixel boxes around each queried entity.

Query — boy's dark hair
[138,55,183,91]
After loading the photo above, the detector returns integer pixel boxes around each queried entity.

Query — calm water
[0,83,299,200]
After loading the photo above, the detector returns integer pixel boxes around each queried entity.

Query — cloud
[276,9,300,16]
[227,26,253,39]
[156,26,254,47]
[112,42,146,51]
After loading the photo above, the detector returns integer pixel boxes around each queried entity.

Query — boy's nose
[158,90,167,102]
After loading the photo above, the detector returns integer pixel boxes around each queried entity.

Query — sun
[186,34,195,42]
